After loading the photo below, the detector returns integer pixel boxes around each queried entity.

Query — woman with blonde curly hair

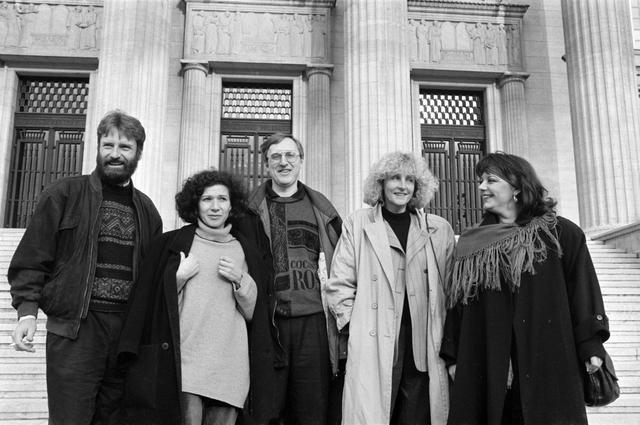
[326,152,455,425]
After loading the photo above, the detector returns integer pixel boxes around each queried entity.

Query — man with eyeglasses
[243,132,344,425]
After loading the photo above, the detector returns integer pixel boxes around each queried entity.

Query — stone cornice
[184,0,336,7]
[408,0,528,18]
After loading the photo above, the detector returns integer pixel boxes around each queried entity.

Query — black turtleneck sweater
[381,207,411,252]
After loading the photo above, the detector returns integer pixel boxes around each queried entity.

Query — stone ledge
[590,222,640,257]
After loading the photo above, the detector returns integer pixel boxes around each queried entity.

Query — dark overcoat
[440,216,609,425]
[117,216,273,425]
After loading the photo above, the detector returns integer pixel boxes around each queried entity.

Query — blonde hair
[362,151,439,210]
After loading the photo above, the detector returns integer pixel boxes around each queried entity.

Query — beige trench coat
[326,205,454,425]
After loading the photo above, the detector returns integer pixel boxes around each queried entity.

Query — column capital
[305,64,334,79]
[180,60,209,75]
[497,72,530,88]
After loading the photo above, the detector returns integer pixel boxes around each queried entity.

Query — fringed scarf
[447,212,562,308]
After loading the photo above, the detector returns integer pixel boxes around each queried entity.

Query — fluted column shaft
[344,0,412,213]
[499,74,529,156]
[562,0,640,230]
[305,66,332,197]
[178,62,210,188]
[90,0,171,211]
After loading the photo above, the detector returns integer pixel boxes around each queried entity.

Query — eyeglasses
[268,151,300,163]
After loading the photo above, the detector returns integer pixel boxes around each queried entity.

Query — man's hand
[12,318,36,352]
[448,364,456,381]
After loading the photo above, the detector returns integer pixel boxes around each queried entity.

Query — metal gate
[219,82,292,192]
[5,77,88,228]
[423,139,484,234]
[419,89,485,234]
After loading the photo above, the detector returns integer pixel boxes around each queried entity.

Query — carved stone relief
[408,18,521,68]
[0,1,101,53]
[186,9,329,62]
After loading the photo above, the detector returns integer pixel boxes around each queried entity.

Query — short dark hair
[260,132,305,162]
[475,152,556,219]
[175,169,247,224]
[96,110,146,152]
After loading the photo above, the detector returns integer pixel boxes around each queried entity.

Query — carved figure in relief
[229,11,242,54]
[0,2,10,46]
[290,13,306,57]
[16,2,38,47]
[484,23,499,65]
[80,6,97,49]
[497,24,507,65]
[508,24,520,65]
[217,10,234,54]
[310,14,326,58]
[205,12,218,54]
[191,12,205,54]
[2,3,20,47]
[417,20,430,62]
[273,14,290,56]
[466,22,486,65]
[303,15,313,57]
[429,20,442,63]
[66,6,82,49]
[407,19,418,61]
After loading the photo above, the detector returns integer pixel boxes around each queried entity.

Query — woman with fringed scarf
[440,152,609,425]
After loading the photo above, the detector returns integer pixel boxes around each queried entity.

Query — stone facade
[0,0,638,238]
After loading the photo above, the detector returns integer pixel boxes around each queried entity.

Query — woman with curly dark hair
[440,152,610,425]
[118,169,272,425]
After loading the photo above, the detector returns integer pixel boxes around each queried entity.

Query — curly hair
[475,152,557,219]
[175,169,247,224]
[362,152,439,210]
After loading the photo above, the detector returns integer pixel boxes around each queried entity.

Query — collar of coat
[362,205,434,286]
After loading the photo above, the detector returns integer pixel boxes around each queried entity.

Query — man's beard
[96,153,139,185]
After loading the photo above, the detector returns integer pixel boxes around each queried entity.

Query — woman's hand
[218,256,243,289]
[585,356,603,374]
[176,251,199,286]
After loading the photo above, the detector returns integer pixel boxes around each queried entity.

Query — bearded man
[8,110,162,425]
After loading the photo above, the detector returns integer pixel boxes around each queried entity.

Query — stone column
[178,62,210,188]
[498,73,529,156]
[90,0,172,213]
[305,65,332,197]
[344,0,412,212]
[562,0,640,230]
[0,69,18,220]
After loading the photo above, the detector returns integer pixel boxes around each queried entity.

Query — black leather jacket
[8,171,162,339]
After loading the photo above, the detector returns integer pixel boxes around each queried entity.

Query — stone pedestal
[498,73,529,156]
[305,66,332,197]
[344,0,412,212]
[562,0,640,230]
[90,0,172,212]
[178,62,210,188]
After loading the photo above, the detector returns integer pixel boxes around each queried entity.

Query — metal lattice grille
[419,92,483,126]
[222,83,292,120]
[17,78,89,114]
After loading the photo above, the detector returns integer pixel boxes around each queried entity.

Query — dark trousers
[390,299,430,425]
[46,310,125,425]
[271,313,331,425]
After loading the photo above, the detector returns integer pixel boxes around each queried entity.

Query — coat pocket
[122,344,160,409]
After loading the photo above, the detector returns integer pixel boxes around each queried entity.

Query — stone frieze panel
[0,1,102,57]
[185,4,330,63]
[408,17,523,70]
